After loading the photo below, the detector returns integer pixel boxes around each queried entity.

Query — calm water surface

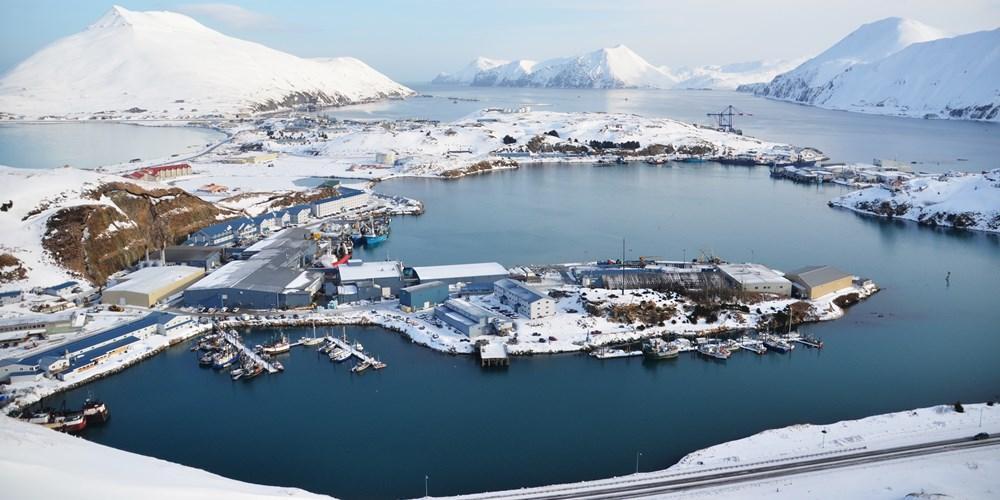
[0,122,223,169]
[56,163,1000,499]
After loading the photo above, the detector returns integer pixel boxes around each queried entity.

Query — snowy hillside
[738,17,1000,121]
[437,45,678,89]
[830,169,1000,232]
[0,6,412,119]
[810,29,1000,120]
[744,17,947,103]
[673,59,803,90]
[0,416,331,500]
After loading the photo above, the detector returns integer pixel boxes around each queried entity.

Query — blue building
[164,246,222,271]
[186,216,259,247]
[399,281,448,310]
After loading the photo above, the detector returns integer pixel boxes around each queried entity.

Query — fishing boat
[741,340,768,355]
[799,334,824,349]
[60,412,88,433]
[212,349,239,369]
[371,359,386,370]
[642,338,679,360]
[273,361,285,372]
[763,335,794,353]
[351,360,371,373]
[82,398,110,424]
[590,347,643,359]
[242,364,264,380]
[230,367,244,380]
[353,341,364,352]
[697,343,731,360]
[261,333,291,355]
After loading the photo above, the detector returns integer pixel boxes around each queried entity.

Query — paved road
[451,435,999,500]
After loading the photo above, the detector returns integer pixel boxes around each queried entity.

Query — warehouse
[785,265,854,299]
[434,298,513,337]
[311,187,370,218]
[102,265,205,307]
[336,260,404,302]
[164,246,222,271]
[183,229,321,309]
[493,279,556,319]
[409,262,508,292]
[717,263,792,297]
[399,281,449,311]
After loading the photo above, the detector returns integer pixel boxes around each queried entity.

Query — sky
[0,0,998,83]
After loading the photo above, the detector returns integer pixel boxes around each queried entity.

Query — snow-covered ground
[0,415,329,500]
[0,6,412,120]
[3,402,996,499]
[831,169,1000,233]
[181,108,819,182]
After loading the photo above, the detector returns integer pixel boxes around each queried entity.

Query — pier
[219,329,280,374]
[325,335,386,369]
[480,343,509,367]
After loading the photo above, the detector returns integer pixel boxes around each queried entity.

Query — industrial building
[102,265,205,307]
[718,263,792,297]
[0,290,22,306]
[785,265,854,299]
[220,152,279,164]
[164,246,222,270]
[399,281,449,311]
[336,260,404,302]
[124,163,193,182]
[42,281,79,299]
[409,262,509,292]
[2,312,188,382]
[434,298,513,337]
[183,228,321,309]
[493,279,556,319]
[186,216,259,247]
[312,187,370,218]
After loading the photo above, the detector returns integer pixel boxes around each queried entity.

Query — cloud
[179,3,275,29]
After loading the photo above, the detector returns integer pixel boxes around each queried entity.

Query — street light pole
[424,475,428,498]
[635,451,642,474]
[821,429,827,448]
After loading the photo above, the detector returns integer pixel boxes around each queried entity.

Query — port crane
[707,105,751,135]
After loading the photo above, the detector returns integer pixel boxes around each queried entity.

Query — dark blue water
[56,162,1000,499]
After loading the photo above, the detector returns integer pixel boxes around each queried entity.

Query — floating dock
[219,330,279,374]
[324,335,385,369]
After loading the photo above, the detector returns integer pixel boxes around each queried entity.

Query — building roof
[314,187,365,205]
[164,246,222,261]
[338,260,402,282]
[717,263,791,286]
[68,335,141,370]
[402,281,447,293]
[43,281,78,292]
[412,262,508,282]
[104,266,204,295]
[494,278,550,303]
[480,343,508,360]
[186,228,316,295]
[17,312,174,365]
[786,265,852,288]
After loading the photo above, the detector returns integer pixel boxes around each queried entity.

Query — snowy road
[448,435,1000,499]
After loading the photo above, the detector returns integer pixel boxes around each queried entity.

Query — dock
[219,329,280,374]
[325,335,385,368]
[479,342,509,367]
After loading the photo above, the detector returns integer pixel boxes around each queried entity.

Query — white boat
[262,333,291,355]
[697,343,731,360]
[329,348,351,362]
[353,341,364,352]
[590,347,643,359]
[351,361,370,373]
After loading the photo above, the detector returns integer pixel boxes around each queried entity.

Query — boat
[212,349,239,369]
[590,347,643,359]
[59,412,88,433]
[27,412,51,425]
[353,341,364,352]
[697,343,731,360]
[763,335,794,353]
[273,361,285,372]
[351,360,371,373]
[230,367,244,380]
[261,333,291,355]
[642,338,679,360]
[82,398,110,424]
[300,322,325,346]
[329,348,351,362]
[242,364,264,380]
[370,358,386,370]
[198,351,215,367]
[741,340,768,355]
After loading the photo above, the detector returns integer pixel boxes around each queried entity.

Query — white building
[717,263,792,297]
[493,279,555,319]
[311,188,371,218]
[375,151,397,166]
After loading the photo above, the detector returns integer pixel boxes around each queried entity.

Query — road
[449,435,999,499]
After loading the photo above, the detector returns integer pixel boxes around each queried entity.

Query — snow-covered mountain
[809,28,1000,121]
[672,59,803,90]
[432,57,509,84]
[736,17,1000,121]
[0,6,412,119]
[438,45,678,89]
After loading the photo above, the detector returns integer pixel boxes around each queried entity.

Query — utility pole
[424,475,429,498]
[635,451,642,474]
[622,238,626,295]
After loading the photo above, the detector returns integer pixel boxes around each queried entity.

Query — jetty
[325,335,385,369]
[219,329,280,374]
[479,343,509,367]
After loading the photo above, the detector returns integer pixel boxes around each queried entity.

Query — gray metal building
[434,298,513,337]
[399,281,449,310]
